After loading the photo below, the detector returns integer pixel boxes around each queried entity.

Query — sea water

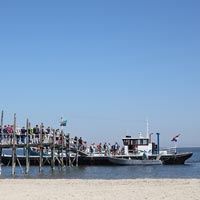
[0,147,200,179]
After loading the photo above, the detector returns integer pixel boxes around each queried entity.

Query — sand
[0,179,199,200]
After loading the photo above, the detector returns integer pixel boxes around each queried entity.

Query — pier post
[76,148,78,167]
[11,113,17,176]
[0,147,2,175]
[67,133,71,166]
[39,123,43,172]
[0,110,3,143]
[25,118,30,174]
[61,130,64,169]
[0,111,3,175]
[51,129,55,171]
[65,134,68,166]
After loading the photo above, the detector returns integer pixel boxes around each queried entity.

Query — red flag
[171,134,181,142]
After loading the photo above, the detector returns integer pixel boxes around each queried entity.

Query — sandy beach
[0,179,199,200]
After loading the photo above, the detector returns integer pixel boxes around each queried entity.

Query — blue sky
[0,1,200,147]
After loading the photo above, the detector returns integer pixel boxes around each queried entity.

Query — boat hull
[0,152,193,166]
[107,157,162,165]
[160,152,193,165]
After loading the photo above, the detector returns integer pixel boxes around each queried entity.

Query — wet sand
[0,179,200,200]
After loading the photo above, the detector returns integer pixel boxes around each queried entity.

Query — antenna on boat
[146,118,149,139]
[126,129,129,136]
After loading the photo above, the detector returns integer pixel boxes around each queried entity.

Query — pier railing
[0,129,82,175]
[0,133,68,145]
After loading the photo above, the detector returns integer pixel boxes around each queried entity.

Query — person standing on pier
[108,143,111,156]
[74,136,78,147]
[78,137,83,150]
[3,125,8,141]
[16,127,21,144]
[33,125,40,143]
[103,143,108,156]
[21,127,27,144]
[28,126,33,143]
[55,129,60,144]
[46,127,51,141]
[41,124,46,142]
[97,143,102,154]
[65,134,69,147]
[7,125,13,143]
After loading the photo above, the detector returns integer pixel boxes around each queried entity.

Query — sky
[0,0,200,147]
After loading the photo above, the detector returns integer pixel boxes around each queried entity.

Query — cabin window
[135,140,138,145]
[130,140,133,145]
[131,140,137,145]
[123,139,128,145]
[137,139,148,145]
[143,139,148,145]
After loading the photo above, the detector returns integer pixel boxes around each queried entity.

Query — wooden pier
[0,112,82,176]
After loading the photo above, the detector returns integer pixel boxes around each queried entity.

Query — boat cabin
[122,135,157,155]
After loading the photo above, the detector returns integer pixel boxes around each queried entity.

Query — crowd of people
[0,124,121,155]
[89,142,120,156]
[0,124,71,145]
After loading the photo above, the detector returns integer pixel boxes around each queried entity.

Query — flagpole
[0,110,3,175]
[60,118,68,166]
[60,117,63,133]
[1,110,3,130]
[1,110,3,142]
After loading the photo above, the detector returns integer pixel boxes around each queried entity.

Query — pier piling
[25,118,30,174]
[39,123,43,172]
[60,130,64,169]
[0,110,3,175]
[11,113,17,176]
[68,133,71,167]
[0,147,2,175]
[51,129,55,171]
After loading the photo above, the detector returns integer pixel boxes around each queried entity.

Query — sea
[0,147,200,179]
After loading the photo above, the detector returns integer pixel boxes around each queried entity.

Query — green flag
[60,120,67,126]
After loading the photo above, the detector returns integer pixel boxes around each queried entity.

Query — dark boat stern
[160,152,193,165]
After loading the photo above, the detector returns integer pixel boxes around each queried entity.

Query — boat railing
[161,147,176,154]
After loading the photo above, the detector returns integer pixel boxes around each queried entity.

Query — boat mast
[146,118,149,139]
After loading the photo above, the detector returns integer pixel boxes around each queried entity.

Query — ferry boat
[107,133,193,165]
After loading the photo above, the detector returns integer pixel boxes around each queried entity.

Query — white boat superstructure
[122,133,158,157]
